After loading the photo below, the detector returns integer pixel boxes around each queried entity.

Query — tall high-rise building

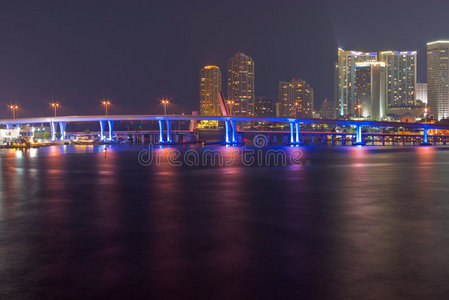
[200,65,221,116]
[227,53,255,116]
[319,99,336,119]
[336,48,378,116]
[427,41,449,120]
[254,96,275,117]
[354,62,386,120]
[379,51,417,108]
[279,78,314,118]
[416,82,428,105]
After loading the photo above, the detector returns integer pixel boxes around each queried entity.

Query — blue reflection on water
[0,145,448,299]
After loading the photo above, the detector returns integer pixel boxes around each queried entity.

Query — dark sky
[0,0,448,117]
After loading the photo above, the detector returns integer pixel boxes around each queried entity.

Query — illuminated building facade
[227,53,255,116]
[279,78,314,118]
[200,65,221,116]
[354,62,386,120]
[427,41,449,120]
[336,49,378,116]
[254,96,275,117]
[415,82,427,105]
[318,99,336,119]
[379,51,417,108]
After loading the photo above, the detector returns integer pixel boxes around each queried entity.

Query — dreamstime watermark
[137,134,311,167]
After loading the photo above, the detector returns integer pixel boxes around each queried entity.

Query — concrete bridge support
[99,121,106,141]
[50,121,57,141]
[166,120,172,143]
[420,128,431,146]
[289,123,294,144]
[353,125,365,145]
[59,122,67,141]
[107,121,114,140]
[230,120,237,143]
[295,122,300,144]
[158,120,165,143]
[225,120,230,143]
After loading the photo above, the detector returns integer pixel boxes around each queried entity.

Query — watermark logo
[137,135,310,167]
[253,134,268,148]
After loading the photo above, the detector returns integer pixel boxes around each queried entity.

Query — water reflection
[0,145,449,299]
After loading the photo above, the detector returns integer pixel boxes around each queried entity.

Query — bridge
[1,114,449,146]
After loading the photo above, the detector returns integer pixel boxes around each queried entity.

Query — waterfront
[1,145,449,299]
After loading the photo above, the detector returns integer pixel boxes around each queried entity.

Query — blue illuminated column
[354,125,365,145]
[290,122,294,144]
[225,120,230,143]
[6,124,12,129]
[108,121,114,140]
[420,128,431,146]
[99,121,105,141]
[158,120,165,143]
[59,122,66,141]
[50,121,56,141]
[230,120,237,143]
[166,120,172,142]
[295,122,300,144]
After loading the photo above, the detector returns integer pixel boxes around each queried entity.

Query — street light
[161,99,169,115]
[424,106,428,123]
[227,100,235,115]
[356,104,362,119]
[50,102,60,117]
[8,104,19,120]
[102,99,111,116]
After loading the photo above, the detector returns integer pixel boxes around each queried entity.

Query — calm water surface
[1,145,449,299]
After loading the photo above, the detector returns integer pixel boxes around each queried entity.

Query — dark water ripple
[0,145,449,299]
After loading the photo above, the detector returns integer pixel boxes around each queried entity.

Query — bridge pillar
[99,121,106,141]
[295,122,300,144]
[59,122,67,141]
[354,125,365,145]
[158,120,165,143]
[289,122,294,144]
[50,121,57,141]
[230,120,237,143]
[224,120,230,144]
[166,120,172,143]
[420,128,431,146]
[107,121,114,140]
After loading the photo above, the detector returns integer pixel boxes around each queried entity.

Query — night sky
[0,0,448,118]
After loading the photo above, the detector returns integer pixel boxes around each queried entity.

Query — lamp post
[424,106,428,123]
[357,104,362,119]
[227,100,235,115]
[8,104,19,120]
[102,99,111,116]
[50,102,60,117]
[161,99,169,115]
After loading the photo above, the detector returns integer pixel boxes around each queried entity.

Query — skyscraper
[200,65,221,116]
[415,82,428,105]
[279,78,314,118]
[254,96,275,117]
[354,62,386,120]
[427,41,449,120]
[227,53,255,116]
[379,51,417,108]
[336,49,378,116]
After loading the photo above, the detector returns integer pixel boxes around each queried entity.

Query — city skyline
[2,0,449,118]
